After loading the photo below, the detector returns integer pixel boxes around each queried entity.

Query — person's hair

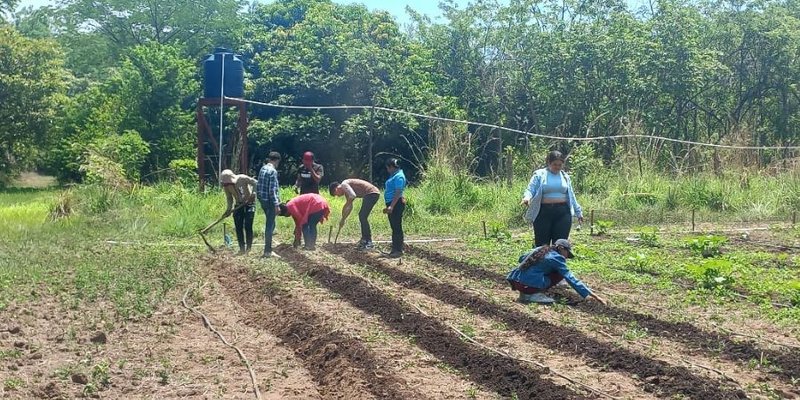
[519,245,553,271]
[278,203,289,217]
[328,182,340,196]
[267,152,281,162]
[385,158,400,169]
[545,150,565,165]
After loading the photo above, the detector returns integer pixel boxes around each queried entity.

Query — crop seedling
[487,221,511,241]
[685,235,727,257]
[686,259,736,291]
[635,227,660,247]
[592,219,614,236]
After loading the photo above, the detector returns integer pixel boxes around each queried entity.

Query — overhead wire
[227,97,800,151]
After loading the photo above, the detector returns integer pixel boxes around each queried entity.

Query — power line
[229,97,800,151]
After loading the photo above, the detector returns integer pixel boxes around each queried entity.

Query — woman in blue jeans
[507,239,606,305]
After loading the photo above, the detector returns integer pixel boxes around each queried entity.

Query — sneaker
[386,251,402,259]
[261,251,281,259]
[302,246,316,251]
[528,293,555,304]
[358,241,374,250]
[517,293,534,304]
[555,280,569,288]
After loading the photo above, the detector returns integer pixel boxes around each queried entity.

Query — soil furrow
[278,247,590,399]
[407,245,800,385]
[210,256,418,400]
[334,246,746,399]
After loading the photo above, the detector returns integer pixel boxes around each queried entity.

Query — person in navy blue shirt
[507,239,607,304]
[382,158,406,258]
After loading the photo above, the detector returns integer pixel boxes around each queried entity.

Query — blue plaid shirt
[257,163,280,206]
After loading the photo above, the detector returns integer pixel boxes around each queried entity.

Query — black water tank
[203,47,244,98]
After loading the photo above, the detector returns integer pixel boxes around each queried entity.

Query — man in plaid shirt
[257,152,282,258]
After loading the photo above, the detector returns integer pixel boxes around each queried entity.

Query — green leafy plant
[592,219,614,236]
[635,227,660,247]
[487,221,511,241]
[686,259,736,291]
[685,235,728,257]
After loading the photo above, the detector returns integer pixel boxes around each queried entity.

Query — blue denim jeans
[260,200,277,254]
[302,210,325,250]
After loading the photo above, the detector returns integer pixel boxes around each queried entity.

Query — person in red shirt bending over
[278,193,330,251]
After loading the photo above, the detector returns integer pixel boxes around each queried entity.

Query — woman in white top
[220,169,258,254]
[520,151,583,247]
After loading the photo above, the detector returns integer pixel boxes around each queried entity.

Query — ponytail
[519,245,552,271]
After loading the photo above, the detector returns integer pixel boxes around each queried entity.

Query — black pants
[233,204,256,252]
[359,193,379,242]
[387,201,405,253]
[533,203,571,247]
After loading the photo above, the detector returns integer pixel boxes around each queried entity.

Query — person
[257,152,282,258]
[278,193,330,251]
[382,158,406,258]
[295,151,324,194]
[329,179,380,250]
[219,169,258,255]
[521,150,583,247]
[507,239,606,304]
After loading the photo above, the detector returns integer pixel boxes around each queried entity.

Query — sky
[15,0,470,26]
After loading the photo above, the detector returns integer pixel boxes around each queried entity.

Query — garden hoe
[198,203,246,253]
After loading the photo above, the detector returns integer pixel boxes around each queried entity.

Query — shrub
[168,159,198,188]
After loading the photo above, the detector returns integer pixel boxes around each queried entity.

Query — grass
[1,165,798,324]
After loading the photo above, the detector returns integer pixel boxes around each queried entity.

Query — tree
[0,25,68,185]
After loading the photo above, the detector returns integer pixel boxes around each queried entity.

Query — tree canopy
[2,0,799,186]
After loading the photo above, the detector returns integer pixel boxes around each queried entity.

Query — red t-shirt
[286,194,330,238]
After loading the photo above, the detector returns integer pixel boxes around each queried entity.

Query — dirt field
[2,237,799,399]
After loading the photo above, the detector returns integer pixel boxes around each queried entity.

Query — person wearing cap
[219,169,258,255]
[257,152,282,258]
[382,158,406,258]
[329,179,381,250]
[295,151,324,194]
[278,193,330,251]
[506,239,606,304]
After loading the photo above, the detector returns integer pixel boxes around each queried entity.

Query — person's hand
[520,199,530,206]
[578,216,585,224]
[274,206,280,214]
[303,160,312,169]
[383,206,392,214]
[589,292,607,305]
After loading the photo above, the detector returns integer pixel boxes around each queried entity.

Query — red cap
[303,151,314,161]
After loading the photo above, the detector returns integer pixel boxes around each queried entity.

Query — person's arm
[521,173,541,206]
[223,187,235,216]
[292,214,302,245]
[310,164,323,184]
[552,257,590,297]
[270,171,281,211]
[341,199,354,227]
[564,172,583,223]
